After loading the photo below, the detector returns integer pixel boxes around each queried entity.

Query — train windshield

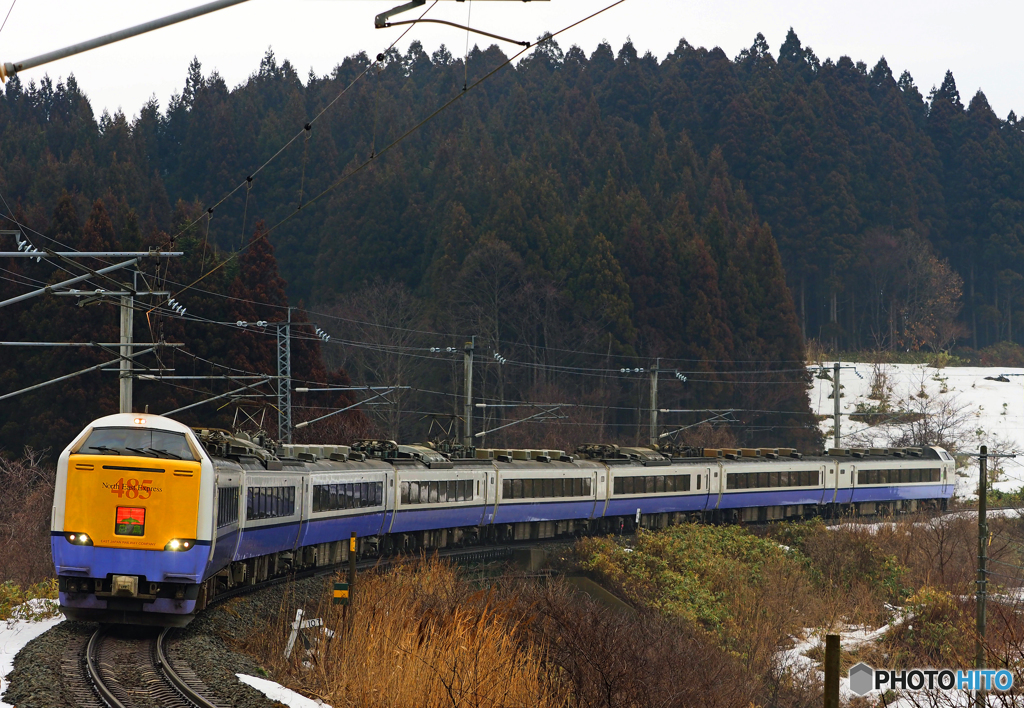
[78,426,197,461]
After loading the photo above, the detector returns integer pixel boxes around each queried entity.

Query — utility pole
[463,337,475,448]
[833,361,841,449]
[118,273,136,414]
[977,444,988,708]
[277,308,292,444]
[649,358,659,447]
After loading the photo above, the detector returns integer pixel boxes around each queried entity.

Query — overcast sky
[0,0,1021,120]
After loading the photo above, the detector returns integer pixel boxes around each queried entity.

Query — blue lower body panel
[851,484,949,503]
[54,537,208,624]
[718,489,827,509]
[235,522,302,560]
[389,505,487,533]
[605,494,708,516]
[299,512,386,546]
[208,527,239,577]
[492,500,596,524]
[52,537,210,583]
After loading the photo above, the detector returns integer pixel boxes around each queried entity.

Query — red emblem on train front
[115,506,146,536]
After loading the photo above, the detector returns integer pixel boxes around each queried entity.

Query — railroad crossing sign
[333,582,350,605]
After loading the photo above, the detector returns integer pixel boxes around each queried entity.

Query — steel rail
[85,628,127,708]
[156,628,222,708]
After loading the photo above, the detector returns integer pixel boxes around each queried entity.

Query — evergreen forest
[2,28,1022,455]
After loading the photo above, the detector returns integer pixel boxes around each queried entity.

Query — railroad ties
[79,626,223,708]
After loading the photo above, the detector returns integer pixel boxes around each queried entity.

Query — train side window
[502,479,511,500]
[401,481,410,504]
[511,478,522,499]
[312,486,321,513]
[655,476,665,494]
[573,478,583,496]
[696,475,701,490]
[410,481,421,504]
[584,477,592,496]
[437,481,447,503]
[554,478,565,497]
[544,478,556,498]
[778,471,789,487]
[520,479,531,498]
[428,481,439,503]
[455,480,464,502]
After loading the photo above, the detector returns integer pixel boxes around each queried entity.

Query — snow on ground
[779,624,991,708]
[0,605,63,708]
[779,624,892,703]
[809,362,1024,500]
[237,674,332,708]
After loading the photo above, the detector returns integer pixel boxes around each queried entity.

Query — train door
[293,477,307,550]
[823,462,838,504]
[837,464,854,505]
[484,464,498,525]
[710,465,723,510]
[595,466,609,518]
[385,470,398,534]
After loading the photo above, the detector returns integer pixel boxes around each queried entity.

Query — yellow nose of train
[63,418,202,551]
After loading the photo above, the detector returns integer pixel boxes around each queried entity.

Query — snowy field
[809,362,1024,499]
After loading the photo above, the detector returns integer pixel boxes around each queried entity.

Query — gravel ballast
[4,572,338,708]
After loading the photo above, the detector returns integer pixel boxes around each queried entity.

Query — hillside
[4,31,1024,452]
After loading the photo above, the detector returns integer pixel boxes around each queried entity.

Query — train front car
[52,413,215,626]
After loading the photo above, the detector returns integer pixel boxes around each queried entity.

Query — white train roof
[86,413,195,435]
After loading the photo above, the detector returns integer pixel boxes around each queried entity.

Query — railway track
[61,545,512,708]
[79,626,222,708]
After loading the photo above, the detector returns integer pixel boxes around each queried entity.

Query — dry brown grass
[0,450,56,585]
[242,559,567,708]
[237,558,772,708]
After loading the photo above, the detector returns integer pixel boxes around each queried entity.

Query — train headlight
[64,532,93,546]
[164,538,194,551]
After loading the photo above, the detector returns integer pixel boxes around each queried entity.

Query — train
[51,413,956,626]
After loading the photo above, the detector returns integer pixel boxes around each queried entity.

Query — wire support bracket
[374,0,530,46]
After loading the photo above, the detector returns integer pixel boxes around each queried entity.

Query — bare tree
[322,279,427,441]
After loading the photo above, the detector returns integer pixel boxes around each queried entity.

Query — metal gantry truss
[276,309,293,444]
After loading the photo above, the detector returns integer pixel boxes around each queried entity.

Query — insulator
[256,320,268,327]
[237,321,248,327]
